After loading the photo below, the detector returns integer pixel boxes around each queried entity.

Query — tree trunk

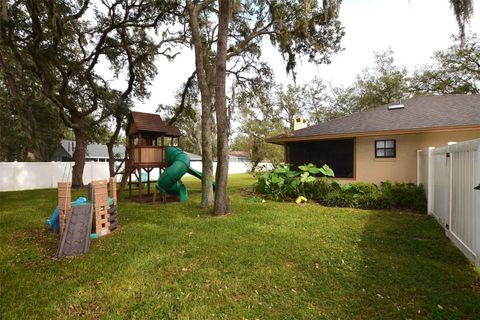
[107,114,123,177]
[213,0,231,215]
[187,0,214,208]
[201,107,214,208]
[71,118,86,187]
[107,143,116,177]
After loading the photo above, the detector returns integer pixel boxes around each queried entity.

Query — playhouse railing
[130,145,165,165]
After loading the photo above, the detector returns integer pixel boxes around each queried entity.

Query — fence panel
[431,149,450,226]
[417,150,429,197]
[419,138,480,266]
[449,140,480,262]
[0,160,271,192]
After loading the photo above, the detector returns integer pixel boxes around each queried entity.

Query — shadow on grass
[355,210,480,319]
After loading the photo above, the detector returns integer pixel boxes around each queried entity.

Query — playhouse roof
[127,112,181,137]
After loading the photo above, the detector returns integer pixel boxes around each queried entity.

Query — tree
[276,84,303,131]
[0,66,65,161]
[275,77,332,128]
[233,80,284,171]
[0,0,173,186]
[411,34,479,95]
[303,77,331,124]
[158,76,203,155]
[449,0,473,46]
[329,50,410,116]
[353,50,409,110]
[185,0,217,208]
[167,0,344,214]
[213,0,232,215]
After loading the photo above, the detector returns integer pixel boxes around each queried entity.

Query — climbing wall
[109,177,117,205]
[92,180,111,237]
[108,177,119,232]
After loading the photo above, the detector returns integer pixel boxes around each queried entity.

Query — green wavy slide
[156,146,207,202]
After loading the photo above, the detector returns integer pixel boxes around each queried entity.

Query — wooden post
[147,168,151,195]
[57,182,71,238]
[128,170,132,199]
[138,132,142,164]
[138,168,142,199]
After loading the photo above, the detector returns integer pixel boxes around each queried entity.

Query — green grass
[0,173,479,319]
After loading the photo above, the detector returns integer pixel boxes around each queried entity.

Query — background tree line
[229,33,479,171]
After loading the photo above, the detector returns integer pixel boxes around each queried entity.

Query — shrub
[322,191,359,208]
[380,181,427,212]
[256,163,334,201]
[301,177,334,200]
[317,181,425,212]
[256,165,427,213]
[342,182,379,195]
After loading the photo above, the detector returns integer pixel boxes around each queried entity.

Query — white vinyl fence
[417,139,480,267]
[0,161,271,192]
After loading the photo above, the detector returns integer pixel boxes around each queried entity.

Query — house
[267,95,480,184]
[51,140,126,162]
[185,152,202,162]
[229,151,251,162]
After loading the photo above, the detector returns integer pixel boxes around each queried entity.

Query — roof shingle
[129,111,181,137]
[269,95,480,142]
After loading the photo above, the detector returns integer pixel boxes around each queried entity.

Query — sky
[131,0,480,113]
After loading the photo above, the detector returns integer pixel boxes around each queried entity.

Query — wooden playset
[117,111,182,200]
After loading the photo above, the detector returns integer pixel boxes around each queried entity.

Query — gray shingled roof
[86,144,125,159]
[185,152,202,161]
[60,140,125,158]
[269,95,480,142]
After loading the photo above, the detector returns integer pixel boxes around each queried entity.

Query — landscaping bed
[256,163,427,212]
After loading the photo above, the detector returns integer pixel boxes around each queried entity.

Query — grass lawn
[1,173,479,319]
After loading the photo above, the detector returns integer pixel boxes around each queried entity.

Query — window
[375,139,396,158]
[288,139,354,178]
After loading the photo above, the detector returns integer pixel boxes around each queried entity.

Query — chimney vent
[293,117,308,131]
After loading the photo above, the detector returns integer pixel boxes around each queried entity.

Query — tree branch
[168,70,196,125]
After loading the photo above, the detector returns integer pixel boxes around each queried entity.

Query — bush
[301,177,335,201]
[256,165,427,213]
[255,163,335,201]
[318,181,425,212]
[380,181,427,212]
[322,191,358,208]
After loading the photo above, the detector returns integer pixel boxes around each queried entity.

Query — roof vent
[387,104,404,110]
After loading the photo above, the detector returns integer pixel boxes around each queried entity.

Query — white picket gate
[418,139,480,267]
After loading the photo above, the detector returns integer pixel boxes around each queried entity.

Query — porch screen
[287,139,354,178]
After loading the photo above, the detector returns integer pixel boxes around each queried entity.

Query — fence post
[51,161,55,188]
[12,161,17,191]
[447,142,456,231]
[427,147,435,215]
[448,149,453,231]
[475,144,480,267]
[416,150,421,186]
